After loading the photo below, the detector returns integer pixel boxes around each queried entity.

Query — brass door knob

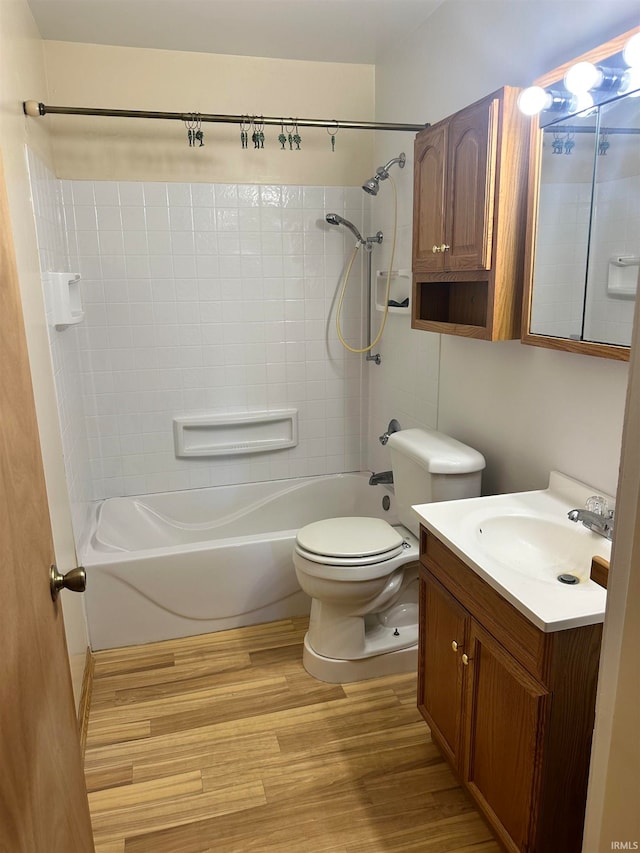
[440,243,450,252]
[462,653,471,666]
[432,245,442,253]
[50,564,86,601]
[451,641,459,652]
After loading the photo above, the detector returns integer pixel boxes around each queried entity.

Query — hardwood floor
[85,618,502,852]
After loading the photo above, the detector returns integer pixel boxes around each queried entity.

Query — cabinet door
[413,123,447,272]
[418,571,469,769]
[463,621,550,852]
[445,96,498,271]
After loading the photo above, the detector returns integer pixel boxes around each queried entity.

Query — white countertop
[413,472,611,633]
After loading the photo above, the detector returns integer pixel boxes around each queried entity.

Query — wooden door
[412,123,447,272]
[445,95,497,271]
[418,570,469,769]
[0,152,94,851]
[463,621,549,853]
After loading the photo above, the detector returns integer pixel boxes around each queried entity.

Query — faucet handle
[586,495,609,516]
[379,418,401,445]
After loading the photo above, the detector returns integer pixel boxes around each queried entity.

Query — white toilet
[293,428,485,683]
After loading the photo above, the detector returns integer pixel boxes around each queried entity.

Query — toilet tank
[387,428,485,536]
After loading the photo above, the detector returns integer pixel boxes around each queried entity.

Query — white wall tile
[33,174,368,500]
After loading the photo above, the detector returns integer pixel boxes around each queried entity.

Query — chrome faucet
[379,419,401,446]
[568,495,615,540]
[369,470,394,486]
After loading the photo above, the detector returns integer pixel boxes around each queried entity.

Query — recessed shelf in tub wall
[44,272,84,329]
[173,410,298,457]
[375,269,411,313]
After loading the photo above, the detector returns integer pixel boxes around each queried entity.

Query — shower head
[325,212,365,244]
[362,152,406,195]
[362,177,380,196]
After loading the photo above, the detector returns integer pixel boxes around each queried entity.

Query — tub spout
[369,470,393,486]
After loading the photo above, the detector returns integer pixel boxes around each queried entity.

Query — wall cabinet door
[413,123,447,273]
[418,572,469,769]
[445,97,497,271]
[413,96,497,274]
[463,621,550,852]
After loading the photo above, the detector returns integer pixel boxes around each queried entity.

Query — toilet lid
[295,517,403,560]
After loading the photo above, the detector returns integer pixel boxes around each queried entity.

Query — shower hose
[335,173,398,354]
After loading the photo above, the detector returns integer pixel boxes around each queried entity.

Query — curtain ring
[240,115,251,149]
[285,119,295,150]
[293,119,301,150]
[254,115,265,149]
[326,120,339,152]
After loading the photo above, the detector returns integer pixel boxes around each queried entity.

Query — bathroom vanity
[414,474,610,853]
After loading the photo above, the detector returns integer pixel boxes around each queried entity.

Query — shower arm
[23,101,427,133]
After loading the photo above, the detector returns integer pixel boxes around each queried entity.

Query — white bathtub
[81,473,397,650]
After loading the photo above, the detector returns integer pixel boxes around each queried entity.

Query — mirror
[522,29,639,361]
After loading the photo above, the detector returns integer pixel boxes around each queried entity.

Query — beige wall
[0,0,89,704]
[372,1,638,499]
[373,3,640,849]
[40,41,375,184]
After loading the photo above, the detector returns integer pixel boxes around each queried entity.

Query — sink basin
[472,513,601,582]
[412,471,611,632]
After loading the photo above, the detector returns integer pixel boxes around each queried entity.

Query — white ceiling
[26,0,446,64]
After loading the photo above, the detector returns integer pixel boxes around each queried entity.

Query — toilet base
[302,633,418,684]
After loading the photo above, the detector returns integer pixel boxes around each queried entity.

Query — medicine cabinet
[522,29,640,361]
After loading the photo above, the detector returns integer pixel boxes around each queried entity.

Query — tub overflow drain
[557,573,580,585]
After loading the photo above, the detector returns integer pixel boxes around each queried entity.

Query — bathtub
[81,473,397,650]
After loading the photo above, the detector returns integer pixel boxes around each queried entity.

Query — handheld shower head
[325,212,365,244]
[362,152,406,195]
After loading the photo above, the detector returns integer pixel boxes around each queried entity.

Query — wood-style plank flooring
[85,617,501,852]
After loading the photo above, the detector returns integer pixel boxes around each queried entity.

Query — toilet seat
[295,517,406,567]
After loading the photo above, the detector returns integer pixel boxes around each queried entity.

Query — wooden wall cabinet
[418,527,602,853]
[412,87,530,340]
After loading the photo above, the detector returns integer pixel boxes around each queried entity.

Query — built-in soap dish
[607,255,639,298]
[44,272,84,329]
[375,269,411,313]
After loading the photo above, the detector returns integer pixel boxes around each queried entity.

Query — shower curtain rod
[22,100,427,132]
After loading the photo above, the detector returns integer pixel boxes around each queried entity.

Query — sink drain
[557,573,580,585]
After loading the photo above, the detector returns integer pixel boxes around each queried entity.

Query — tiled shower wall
[29,148,370,508]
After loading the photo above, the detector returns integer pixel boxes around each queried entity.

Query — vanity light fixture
[623,31,640,67]
[518,27,640,116]
[517,87,576,116]
[564,62,622,96]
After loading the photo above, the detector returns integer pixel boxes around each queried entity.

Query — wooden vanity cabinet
[412,87,530,340]
[418,527,602,853]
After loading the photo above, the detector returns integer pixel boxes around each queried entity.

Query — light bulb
[623,32,640,68]
[573,91,595,114]
[565,61,602,94]
[517,86,551,116]
[619,66,640,97]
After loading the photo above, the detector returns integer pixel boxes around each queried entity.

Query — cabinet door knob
[432,245,442,253]
[451,641,459,652]
[462,653,471,666]
[440,243,450,252]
